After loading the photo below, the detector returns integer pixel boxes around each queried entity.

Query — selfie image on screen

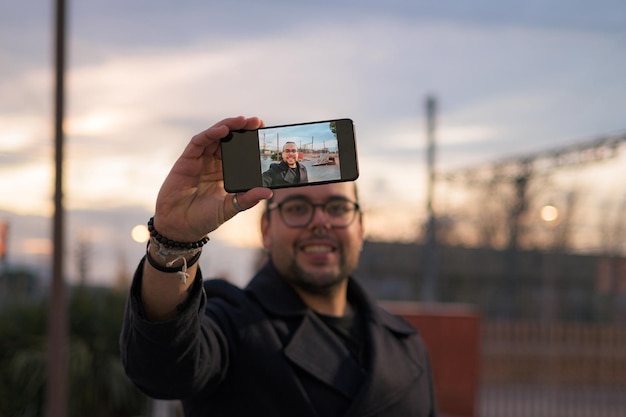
[259,121,341,188]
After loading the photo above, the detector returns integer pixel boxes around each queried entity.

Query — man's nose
[308,205,331,228]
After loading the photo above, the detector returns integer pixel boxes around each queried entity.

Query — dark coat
[120,261,437,417]
[262,160,309,187]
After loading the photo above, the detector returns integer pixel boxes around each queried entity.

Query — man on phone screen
[262,141,309,187]
[120,116,438,417]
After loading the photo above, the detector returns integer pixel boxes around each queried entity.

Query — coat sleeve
[262,163,281,187]
[119,258,231,399]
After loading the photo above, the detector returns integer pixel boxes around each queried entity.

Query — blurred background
[1,1,625,416]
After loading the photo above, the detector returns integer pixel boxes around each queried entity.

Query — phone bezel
[220,118,359,193]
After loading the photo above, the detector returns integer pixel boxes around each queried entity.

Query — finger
[239,117,264,130]
[190,116,263,146]
[184,116,263,159]
[212,116,263,136]
[229,188,273,214]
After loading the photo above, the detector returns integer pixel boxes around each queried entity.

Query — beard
[278,247,354,296]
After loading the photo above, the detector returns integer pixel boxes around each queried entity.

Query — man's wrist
[148,216,209,249]
[145,235,203,284]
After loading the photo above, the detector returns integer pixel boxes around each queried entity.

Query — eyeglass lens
[278,198,357,227]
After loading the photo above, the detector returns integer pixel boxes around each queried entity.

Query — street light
[540,205,559,223]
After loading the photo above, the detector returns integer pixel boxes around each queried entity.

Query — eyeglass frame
[266,196,361,228]
[282,149,298,153]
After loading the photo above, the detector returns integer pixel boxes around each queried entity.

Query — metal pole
[46,0,68,415]
[502,166,530,319]
[422,96,438,302]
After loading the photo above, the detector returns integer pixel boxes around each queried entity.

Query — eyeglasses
[283,149,298,153]
[268,197,360,228]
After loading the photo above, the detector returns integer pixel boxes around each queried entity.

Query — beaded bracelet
[146,217,208,284]
[147,217,210,249]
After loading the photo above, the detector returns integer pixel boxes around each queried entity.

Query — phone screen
[221,118,359,192]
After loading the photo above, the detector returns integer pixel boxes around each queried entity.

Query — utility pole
[502,163,531,319]
[46,0,68,416]
[422,96,438,302]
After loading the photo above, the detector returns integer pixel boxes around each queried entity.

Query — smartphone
[220,118,359,192]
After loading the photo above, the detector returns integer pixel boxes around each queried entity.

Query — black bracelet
[147,217,210,249]
[145,247,201,273]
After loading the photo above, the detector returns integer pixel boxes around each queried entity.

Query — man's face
[261,182,364,294]
[282,143,298,168]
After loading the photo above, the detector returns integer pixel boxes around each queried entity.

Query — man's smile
[301,244,335,254]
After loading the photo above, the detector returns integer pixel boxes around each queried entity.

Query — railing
[479,320,626,417]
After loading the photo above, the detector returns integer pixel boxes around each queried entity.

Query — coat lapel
[247,263,366,398]
[346,304,425,416]
[284,312,365,398]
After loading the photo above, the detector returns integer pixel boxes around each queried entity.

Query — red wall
[382,302,481,417]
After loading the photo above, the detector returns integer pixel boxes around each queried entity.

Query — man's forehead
[272,183,357,202]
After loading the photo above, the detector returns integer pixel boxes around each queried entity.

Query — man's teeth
[303,245,332,253]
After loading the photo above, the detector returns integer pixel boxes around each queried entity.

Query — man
[120,116,437,417]
[262,140,309,187]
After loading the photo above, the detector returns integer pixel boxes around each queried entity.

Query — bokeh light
[540,205,559,222]
[131,224,150,243]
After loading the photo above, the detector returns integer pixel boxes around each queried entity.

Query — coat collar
[245,261,310,317]
[245,261,418,334]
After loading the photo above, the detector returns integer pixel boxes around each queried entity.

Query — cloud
[1,4,626,219]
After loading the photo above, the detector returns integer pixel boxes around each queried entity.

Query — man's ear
[357,212,365,247]
[359,214,365,238]
[261,212,272,249]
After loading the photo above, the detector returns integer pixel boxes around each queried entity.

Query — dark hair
[282,141,297,151]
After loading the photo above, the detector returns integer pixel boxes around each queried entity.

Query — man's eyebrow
[279,194,352,203]
[276,194,309,203]
[268,194,355,210]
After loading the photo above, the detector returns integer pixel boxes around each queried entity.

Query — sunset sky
[1,1,625,284]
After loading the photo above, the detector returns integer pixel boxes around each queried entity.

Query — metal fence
[479,320,626,417]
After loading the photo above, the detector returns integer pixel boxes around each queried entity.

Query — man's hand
[152,116,273,242]
[140,116,273,321]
